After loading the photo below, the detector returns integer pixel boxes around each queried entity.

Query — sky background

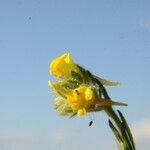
[0,0,150,150]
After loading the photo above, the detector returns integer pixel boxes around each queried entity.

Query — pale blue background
[0,0,150,150]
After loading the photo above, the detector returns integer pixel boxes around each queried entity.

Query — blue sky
[0,0,150,150]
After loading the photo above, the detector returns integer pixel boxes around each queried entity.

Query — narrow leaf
[117,110,135,150]
[109,120,123,144]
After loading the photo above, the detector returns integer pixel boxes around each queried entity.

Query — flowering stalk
[48,53,136,150]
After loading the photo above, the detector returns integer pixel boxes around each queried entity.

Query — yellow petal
[77,108,86,116]
[50,53,77,78]
[85,87,94,101]
[67,85,97,115]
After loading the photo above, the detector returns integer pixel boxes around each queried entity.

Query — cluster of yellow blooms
[48,53,127,116]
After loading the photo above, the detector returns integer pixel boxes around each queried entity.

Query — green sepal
[62,80,79,89]
[71,71,83,83]
[69,112,77,118]
[76,65,91,83]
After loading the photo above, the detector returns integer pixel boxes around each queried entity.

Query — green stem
[105,107,133,150]
[93,76,135,150]
[86,71,135,150]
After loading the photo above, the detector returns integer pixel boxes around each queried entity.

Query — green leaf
[109,120,123,144]
[117,110,135,150]
[120,123,132,150]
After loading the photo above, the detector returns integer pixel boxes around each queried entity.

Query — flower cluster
[48,53,127,117]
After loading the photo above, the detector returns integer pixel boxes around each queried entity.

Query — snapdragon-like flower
[48,53,127,117]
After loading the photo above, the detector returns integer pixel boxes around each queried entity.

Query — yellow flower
[50,53,79,78]
[49,53,128,117]
[49,80,127,116]
[67,85,97,116]
[66,85,127,116]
